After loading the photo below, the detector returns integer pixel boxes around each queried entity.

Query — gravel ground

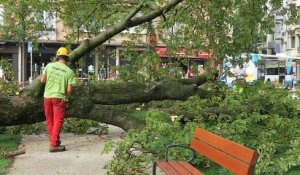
[4,125,124,175]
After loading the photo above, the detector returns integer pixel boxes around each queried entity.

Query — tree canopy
[53,0,297,68]
[0,0,52,42]
[1,0,296,64]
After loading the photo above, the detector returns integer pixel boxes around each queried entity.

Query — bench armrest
[165,144,196,163]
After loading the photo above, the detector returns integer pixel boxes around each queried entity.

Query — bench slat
[194,128,258,165]
[191,139,253,175]
[156,161,204,175]
[156,161,181,175]
[167,161,194,175]
[177,161,205,175]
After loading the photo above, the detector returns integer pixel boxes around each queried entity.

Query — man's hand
[40,74,47,83]
[67,84,73,96]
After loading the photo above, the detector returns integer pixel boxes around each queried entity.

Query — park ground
[0,125,235,175]
[0,125,124,175]
[1,124,300,174]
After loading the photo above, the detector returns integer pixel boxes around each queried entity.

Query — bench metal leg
[152,162,157,175]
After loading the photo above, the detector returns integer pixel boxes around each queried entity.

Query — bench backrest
[191,127,259,175]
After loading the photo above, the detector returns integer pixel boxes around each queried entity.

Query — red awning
[156,47,212,59]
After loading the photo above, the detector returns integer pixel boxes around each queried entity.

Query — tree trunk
[0,72,217,130]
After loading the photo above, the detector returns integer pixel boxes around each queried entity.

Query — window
[43,11,56,31]
[291,36,295,48]
[266,61,279,75]
[37,11,57,40]
[257,62,265,80]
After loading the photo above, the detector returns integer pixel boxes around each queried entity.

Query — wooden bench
[152,127,259,175]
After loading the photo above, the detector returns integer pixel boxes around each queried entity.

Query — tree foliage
[103,82,300,174]
[0,0,50,42]
[0,59,18,95]
[156,0,295,62]
[0,0,297,66]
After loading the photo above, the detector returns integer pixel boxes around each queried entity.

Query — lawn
[0,134,21,175]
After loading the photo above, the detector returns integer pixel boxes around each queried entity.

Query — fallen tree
[0,0,225,130]
[0,72,218,130]
[0,0,186,130]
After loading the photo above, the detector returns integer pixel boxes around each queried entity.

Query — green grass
[0,159,10,175]
[0,134,21,174]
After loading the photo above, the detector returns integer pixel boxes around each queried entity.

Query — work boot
[57,139,61,146]
[49,145,66,153]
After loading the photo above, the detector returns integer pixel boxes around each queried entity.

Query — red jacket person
[40,47,76,152]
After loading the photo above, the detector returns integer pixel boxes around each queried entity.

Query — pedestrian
[186,65,194,78]
[40,47,76,152]
[99,66,106,79]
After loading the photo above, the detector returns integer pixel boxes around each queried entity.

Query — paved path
[5,126,124,175]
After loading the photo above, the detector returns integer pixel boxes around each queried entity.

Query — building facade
[260,0,300,85]
[0,4,152,83]
[0,5,210,84]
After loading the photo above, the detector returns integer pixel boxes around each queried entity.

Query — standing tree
[0,0,54,83]
[155,0,281,67]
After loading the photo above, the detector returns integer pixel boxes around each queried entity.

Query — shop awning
[156,47,212,59]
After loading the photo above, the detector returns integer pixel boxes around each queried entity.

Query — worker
[40,47,76,152]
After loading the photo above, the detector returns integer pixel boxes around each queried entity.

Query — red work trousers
[44,98,66,147]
